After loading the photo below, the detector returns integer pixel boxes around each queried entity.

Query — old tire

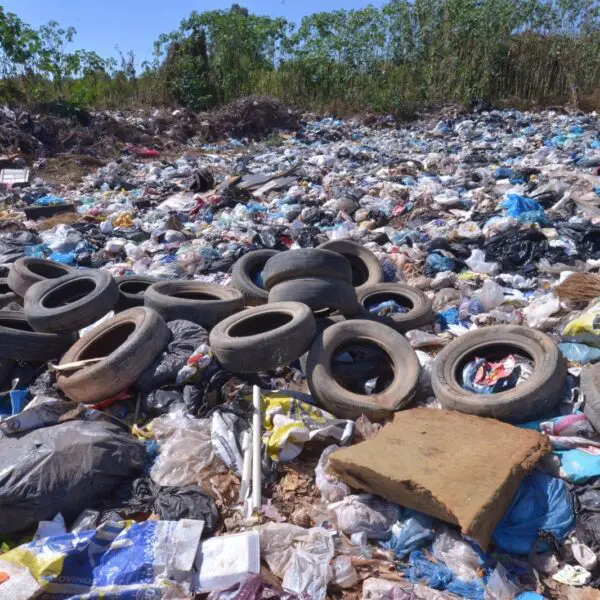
[268,278,360,317]
[231,249,278,306]
[582,365,600,434]
[306,319,421,420]
[145,281,244,329]
[210,302,316,373]
[115,275,157,311]
[262,249,352,290]
[318,240,384,292]
[8,257,74,298]
[431,325,566,423]
[0,279,20,309]
[357,283,433,332]
[56,307,170,403]
[0,311,76,361]
[24,270,119,333]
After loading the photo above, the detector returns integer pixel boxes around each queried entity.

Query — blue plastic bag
[492,471,574,554]
[0,389,29,417]
[559,342,600,364]
[425,252,456,275]
[381,509,434,558]
[499,194,543,218]
[35,195,66,206]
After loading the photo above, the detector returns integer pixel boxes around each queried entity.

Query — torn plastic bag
[207,574,303,600]
[431,526,483,582]
[100,477,219,534]
[0,418,144,534]
[485,229,549,272]
[492,471,575,554]
[499,194,543,217]
[381,509,434,559]
[560,342,600,364]
[0,231,39,263]
[563,300,600,347]
[328,493,400,540]
[258,522,334,600]
[485,563,521,599]
[315,444,350,503]
[0,518,204,598]
[570,478,600,553]
[211,409,247,476]
[137,319,209,392]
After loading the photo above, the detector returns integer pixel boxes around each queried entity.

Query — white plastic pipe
[239,430,252,504]
[252,385,262,512]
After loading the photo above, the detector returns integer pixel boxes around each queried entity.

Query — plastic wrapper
[328,493,400,540]
[0,519,204,598]
[484,563,521,599]
[431,526,482,582]
[465,249,500,275]
[211,409,247,476]
[523,294,561,329]
[258,391,354,462]
[331,555,358,588]
[315,444,350,502]
[563,300,600,347]
[476,279,505,311]
[381,509,434,558]
[258,522,334,600]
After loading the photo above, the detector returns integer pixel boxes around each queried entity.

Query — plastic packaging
[315,444,350,503]
[431,526,481,582]
[329,494,400,540]
[381,509,434,558]
[476,279,505,311]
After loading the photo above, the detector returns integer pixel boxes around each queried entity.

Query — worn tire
[8,257,74,298]
[24,270,119,333]
[431,325,566,423]
[145,281,244,329]
[299,314,345,374]
[306,319,421,420]
[262,249,352,290]
[581,365,600,434]
[268,278,360,317]
[357,283,433,332]
[318,240,384,292]
[0,311,76,361]
[56,307,170,403]
[0,278,20,309]
[231,249,278,306]
[210,302,316,373]
[115,275,157,311]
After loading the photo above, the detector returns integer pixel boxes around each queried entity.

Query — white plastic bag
[477,279,505,311]
[315,445,350,503]
[328,494,400,540]
[431,526,480,582]
[331,556,358,588]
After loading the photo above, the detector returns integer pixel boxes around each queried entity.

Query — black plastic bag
[0,419,145,533]
[136,319,208,392]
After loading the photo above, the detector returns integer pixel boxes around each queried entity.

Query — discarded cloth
[462,354,533,394]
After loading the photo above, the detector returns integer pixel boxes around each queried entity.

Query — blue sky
[3,1,384,67]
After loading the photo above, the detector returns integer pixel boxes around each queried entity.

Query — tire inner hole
[249,265,266,289]
[43,278,96,308]
[121,281,152,296]
[29,263,69,278]
[363,292,413,315]
[229,312,293,337]
[172,291,220,301]
[456,344,535,394]
[346,255,369,287]
[332,341,395,395]
[79,322,137,361]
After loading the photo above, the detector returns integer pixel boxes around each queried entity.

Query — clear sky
[3,0,384,67]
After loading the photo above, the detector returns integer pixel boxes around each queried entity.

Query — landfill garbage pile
[2,107,600,599]
[0,96,300,157]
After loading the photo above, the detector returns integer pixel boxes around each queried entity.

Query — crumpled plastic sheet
[381,509,434,559]
[315,444,350,503]
[258,522,334,600]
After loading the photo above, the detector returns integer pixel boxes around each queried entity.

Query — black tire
[299,314,345,374]
[209,302,316,373]
[581,365,600,434]
[357,283,433,332]
[268,278,360,317]
[431,325,566,423]
[115,275,157,311]
[56,307,170,403]
[262,249,352,290]
[0,311,76,361]
[231,249,278,306]
[0,278,20,309]
[145,281,244,329]
[24,270,119,334]
[8,257,74,298]
[318,240,384,292]
[306,319,421,420]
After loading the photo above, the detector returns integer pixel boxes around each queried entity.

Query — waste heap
[0,107,600,599]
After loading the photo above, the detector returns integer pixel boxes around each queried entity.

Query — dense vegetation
[1,0,599,115]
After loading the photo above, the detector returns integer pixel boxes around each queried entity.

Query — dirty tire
[210,302,316,373]
[431,325,566,423]
[299,314,345,374]
[231,249,278,305]
[357,283,433,332]
[582,365,600,434]
[262,249,352,290]
[306,319,421,420]
[8,257,74,298]
[24,270,119,333]
[145,281,244,329]
[57,307,170,403]
[0,311,76,361]
[318,239,384,292]
[268,278,360,317]
[0,278,20,309]
[115,275,157,311]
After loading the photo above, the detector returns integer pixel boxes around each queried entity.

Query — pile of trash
[1,106,600,599]
[0,96,300,157]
